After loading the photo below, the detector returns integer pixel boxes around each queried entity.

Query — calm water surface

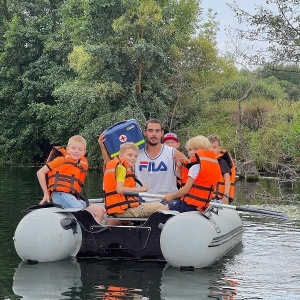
[0,166,299,300]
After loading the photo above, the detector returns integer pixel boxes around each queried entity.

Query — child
[162,132,180,149]
[103,142,164,218]
[99,120,187,204]
[207,135,236,204]
[163,135,221,213]
[37,135,106,223]
[162,132,182,190]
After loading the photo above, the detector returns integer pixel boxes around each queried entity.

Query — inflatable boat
[13,202,244,269]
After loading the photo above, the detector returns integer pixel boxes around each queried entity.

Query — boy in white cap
[162,132,182,190]
[162,132,180,149]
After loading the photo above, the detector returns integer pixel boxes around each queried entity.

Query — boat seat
[105,216,148,222]
[103,210,179,223]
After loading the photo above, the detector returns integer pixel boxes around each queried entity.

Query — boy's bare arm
[222,172,231,204]
[163,176,194,202]
[37,165,51,204]
[116,181,148,194]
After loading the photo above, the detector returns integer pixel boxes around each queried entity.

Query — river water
[0,166,299,299]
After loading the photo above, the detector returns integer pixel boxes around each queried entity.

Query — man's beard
[146,137,159,146]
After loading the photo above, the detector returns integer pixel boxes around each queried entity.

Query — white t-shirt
[188,164,200,179]
[134,145,178,202]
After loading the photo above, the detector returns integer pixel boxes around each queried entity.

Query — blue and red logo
[139,161,167,172]
[119,135,127,142]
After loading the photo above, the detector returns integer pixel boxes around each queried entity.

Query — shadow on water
[12,243,243,299]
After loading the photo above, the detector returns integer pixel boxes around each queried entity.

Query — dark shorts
[167,199,198,213]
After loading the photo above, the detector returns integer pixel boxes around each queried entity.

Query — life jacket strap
[105,197,140,212]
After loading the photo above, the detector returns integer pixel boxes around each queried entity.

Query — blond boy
[103,142,164,218]
[37,135,106,223]
[163,135,221,212]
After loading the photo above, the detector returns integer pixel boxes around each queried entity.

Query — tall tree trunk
[236,72,260,180]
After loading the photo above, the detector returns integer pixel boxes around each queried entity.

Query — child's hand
[221,196,229,205]
[141,185,148,192]
[173,152,186,166]
[39,193,51,205]
[163,194,173,202]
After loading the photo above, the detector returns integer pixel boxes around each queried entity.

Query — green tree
[260,64,300,100]
[249,100,300,176]
[229,0,300,64]
[64,0,236,129]
[203,74,288,103]
[0,0,239,167]
[0,0,73,162]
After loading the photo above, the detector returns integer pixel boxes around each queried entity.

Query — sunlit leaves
[112,0,163,40]
[68,45,97,78]
[204,75,288,102]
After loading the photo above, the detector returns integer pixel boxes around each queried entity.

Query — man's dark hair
[144,118,164,130]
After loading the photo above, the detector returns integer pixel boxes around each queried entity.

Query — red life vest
[47,147,88,197]
[213,149,236,203]
[181,150,221,211]
[103,157,140,215]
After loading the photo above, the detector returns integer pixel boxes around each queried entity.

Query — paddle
[209,202,290,221]
[121,192,290,221]
[89,198,104,203]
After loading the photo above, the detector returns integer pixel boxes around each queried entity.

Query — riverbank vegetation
[1,0,299,179]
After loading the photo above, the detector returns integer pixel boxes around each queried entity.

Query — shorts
[159,199,169,205]
[114,202,164,218]
[52,192,87,209]
[168,199,198,213]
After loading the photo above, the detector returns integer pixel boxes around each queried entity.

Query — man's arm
[173,148,188,164]
[98,133,112,165]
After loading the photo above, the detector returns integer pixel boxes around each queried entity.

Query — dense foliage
[0,0,300,177]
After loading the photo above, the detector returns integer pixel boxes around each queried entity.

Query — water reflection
[161,243,243,300]
[13,259,82,299]
[78,259,165,299]
[12,258,165,299]
[12,244,243,300]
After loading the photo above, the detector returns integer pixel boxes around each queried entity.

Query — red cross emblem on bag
[119,135,127,142]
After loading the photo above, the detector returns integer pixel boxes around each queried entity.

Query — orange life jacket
[176,176,182,189]
[47,147,88,197]
[181,159,198,186]
[213,149,236,203]
[46,146,66,163]
[181,150,221,211]
[102,286,129,300]
[103,157,140,215]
